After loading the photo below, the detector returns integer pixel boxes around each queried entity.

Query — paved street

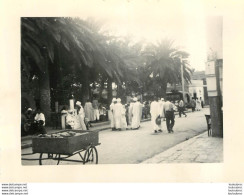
[142,131,223,163]
[22,108,210,165]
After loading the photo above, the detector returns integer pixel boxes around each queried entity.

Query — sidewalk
[141,131,223,163]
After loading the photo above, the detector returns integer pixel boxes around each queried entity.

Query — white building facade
[188,80,205,102]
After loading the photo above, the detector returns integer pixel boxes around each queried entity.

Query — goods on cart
[37,131,88,138]
[32,130,99,155]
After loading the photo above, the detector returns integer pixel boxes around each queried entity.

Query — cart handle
[21,152,37,156]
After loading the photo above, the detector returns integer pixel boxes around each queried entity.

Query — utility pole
[180,55,185,101]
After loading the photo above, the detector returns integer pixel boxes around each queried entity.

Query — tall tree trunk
[82,66,90,105]
[160,80,168,99]
[39,68,51,125]
[39,49,51,125]
[99,79,105,101]
[117,83,123,98]
[107,77,112,105]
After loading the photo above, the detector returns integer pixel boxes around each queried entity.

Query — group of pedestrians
[21,98,106,136]
[150,97,182,134]
[109,96,187,134]
[110,97,142,131]
[65,101,87,130]
[83,98,105,123]
[62,98,107,130]
[190,97,203,112]
[22,95,204,136]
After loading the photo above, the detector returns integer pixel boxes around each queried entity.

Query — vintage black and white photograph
[20,2,223,165]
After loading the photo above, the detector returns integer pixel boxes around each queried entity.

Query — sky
[74,0,213,71]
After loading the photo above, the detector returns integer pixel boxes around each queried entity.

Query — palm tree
[21,17,114,122]
[21,17,139,121]
[142,39,193,98]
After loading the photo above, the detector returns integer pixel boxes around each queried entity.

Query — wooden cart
[22,130,100,165]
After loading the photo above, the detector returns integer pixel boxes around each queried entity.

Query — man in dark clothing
[125,104,130,126]
[21,108,35,136]
[190,97,196,112]
[178,99,187,117]
[163,99,175,133]
[200,97,204,108]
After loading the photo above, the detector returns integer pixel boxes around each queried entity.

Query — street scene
[21,8,223,165]
[22,108,223,165]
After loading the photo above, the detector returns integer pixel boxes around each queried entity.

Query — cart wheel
[39,153,60,165]
[83,146,98,164]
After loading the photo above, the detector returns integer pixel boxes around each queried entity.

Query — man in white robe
[158,98,166,119]
[75,101,87,130]
[109,98,117,130]
[196,98,201,111]
[84,99,94,122]
[113,98,124,130]
[131,97,142,130]
[128,99,135,127]
[92,98,100,121]
[150,97,162,133]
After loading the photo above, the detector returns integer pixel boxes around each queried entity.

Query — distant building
[188,80,204,100]
[166,70,208,105]
[189,71,209,105]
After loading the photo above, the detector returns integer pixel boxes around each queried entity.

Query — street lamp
[180,55,185,101]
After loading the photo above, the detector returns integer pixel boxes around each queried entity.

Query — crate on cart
[32,130,99,155]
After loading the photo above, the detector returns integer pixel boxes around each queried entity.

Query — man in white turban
[74,101,87,130]
[131,97,142,130]
[113,98,124,130]
[150,96,162,133]
[109,98,117,130]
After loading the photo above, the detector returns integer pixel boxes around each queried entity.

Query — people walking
[125,104,130,126]
[190,97,196,112]
[200,97,204,108]
[121,104,128,130]
[92,97,100,122]
[109,98,117,130]
[196,98,201,111]
[113,98,123,130]
[128,98,135,127]
[178,99,187,117]
[150,96,162,133]
[84,99,94,123]
[99,104,107,121]
[75,101,87,130]
[159,98,165,120]
[163,99,175,133]
[142,101,150,119]
[131,97,142,130]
